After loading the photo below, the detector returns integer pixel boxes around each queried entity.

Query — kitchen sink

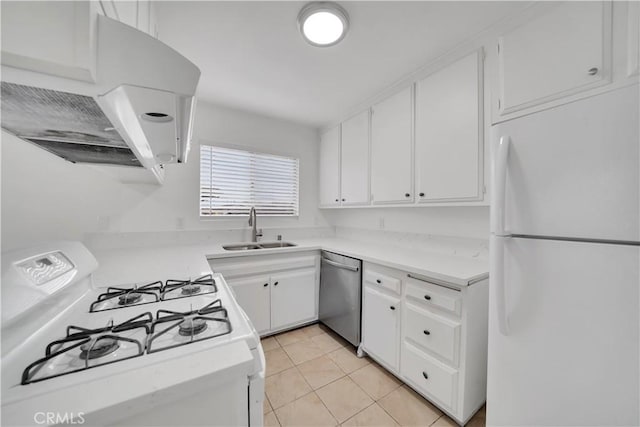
[222,242,297,251]
[258,242,297,249]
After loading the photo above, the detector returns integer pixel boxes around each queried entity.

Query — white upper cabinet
[340,110,370,205]
[100,0,158,37]
[371,87,414,204]
[415,52,482,202]
[1,1,99,82]
[319,126,341,207]
[496,1,612,116]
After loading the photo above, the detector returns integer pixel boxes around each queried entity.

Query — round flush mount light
[141,112,174,123]
[298,2,349,47]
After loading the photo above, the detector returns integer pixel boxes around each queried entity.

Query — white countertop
[92,237,488,288]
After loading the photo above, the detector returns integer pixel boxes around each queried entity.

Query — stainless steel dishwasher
[319,251,362,347]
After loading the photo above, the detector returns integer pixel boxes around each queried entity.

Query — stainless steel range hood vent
[1,82,142,167]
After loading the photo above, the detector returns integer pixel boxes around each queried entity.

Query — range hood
[1,14,200,183]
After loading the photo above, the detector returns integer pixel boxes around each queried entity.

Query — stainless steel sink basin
[222,242,297,251]
[258,242,297,249]
[222,243,262,251]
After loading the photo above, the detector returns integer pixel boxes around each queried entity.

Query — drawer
[401,342,458,411]
[404,303,461,366]
[405,277,461,316]
[363,263,402,294]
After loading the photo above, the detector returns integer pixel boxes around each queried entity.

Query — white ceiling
[156,1,528,128]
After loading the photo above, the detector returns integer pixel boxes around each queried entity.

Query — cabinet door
[271,269,317,330]
[227,275,271,334]
[497,1,611,115]
[340,110,370,205]
[319,126,341,206]
[1,1,98,82]
[415,52,481,202]
[370,87,413,204]
[362,286,400,371]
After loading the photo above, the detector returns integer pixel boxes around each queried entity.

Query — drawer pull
[422,371,428,380]
[423,330,430,335]
[263,283,269,287]
[424,295,431,301]
[376,279,381,284]
[390,306,396,310]
[274,281,279,286]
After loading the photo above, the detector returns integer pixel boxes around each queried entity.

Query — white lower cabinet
[361,262,489,425]
[271,268,317,330]
[209,252,320,336]
[362,286,400,371]
[228,275,271,334]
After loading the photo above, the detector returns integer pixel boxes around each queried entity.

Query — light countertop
[91,237,488,288]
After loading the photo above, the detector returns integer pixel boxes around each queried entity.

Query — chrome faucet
[248,207,263,242]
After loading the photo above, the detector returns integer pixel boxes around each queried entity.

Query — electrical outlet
[379,217,385,229]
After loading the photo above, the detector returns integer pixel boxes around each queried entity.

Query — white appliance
[488,85,639,426]
[1,4,200,183]
[1,241,265,426]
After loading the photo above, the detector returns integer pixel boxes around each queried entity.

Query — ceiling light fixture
[298,2,349,47]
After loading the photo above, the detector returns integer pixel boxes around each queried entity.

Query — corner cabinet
[360,262,489,425]
[415,51,483,202]
[319,126,341,207]
[370,87,414,205]
[495,1,612,117]
[209,252,320,336]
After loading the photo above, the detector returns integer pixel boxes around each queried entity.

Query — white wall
[1,102,325,251]
[323,206,490,240]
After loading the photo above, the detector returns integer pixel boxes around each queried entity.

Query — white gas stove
[1,241,265,426]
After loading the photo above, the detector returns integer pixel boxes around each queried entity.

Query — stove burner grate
[90,281,162,312]
[180,284,201,296]
[118,292,142,306]
[147,299,232,353]
[178,318,208,336]
[79,337,120,360]
[21,312,152,385]
[161,274,217,301]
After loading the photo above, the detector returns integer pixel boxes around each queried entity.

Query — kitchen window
[200,144,299,217]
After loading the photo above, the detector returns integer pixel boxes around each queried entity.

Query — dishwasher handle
[321,257,360,272]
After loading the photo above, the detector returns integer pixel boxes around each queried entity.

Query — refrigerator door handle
[491,135,511,237]
[492,235,510,335]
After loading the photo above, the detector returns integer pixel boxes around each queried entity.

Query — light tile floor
[262,324,486,427]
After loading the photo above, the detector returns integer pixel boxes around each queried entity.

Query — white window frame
[199,144,300,218]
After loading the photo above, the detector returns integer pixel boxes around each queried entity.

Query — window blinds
[200,145,300,217]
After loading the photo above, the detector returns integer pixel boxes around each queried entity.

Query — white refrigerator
[488,85,639,426]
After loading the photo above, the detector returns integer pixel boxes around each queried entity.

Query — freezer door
[492,85,639,242]
[487,236,639,426]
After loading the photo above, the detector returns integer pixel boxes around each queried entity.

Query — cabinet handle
[342,198,346,202]
[419,192,425,197]
[423,330,430,335]
[422,372,429,380]
[390,306,396,310]
[376,279,381,284]
[588,67,599,76]
[335,198,339,202]
[274,281,279,286]
[263,283,269,287]
[424,295,431,301]
[405,193,410,197]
